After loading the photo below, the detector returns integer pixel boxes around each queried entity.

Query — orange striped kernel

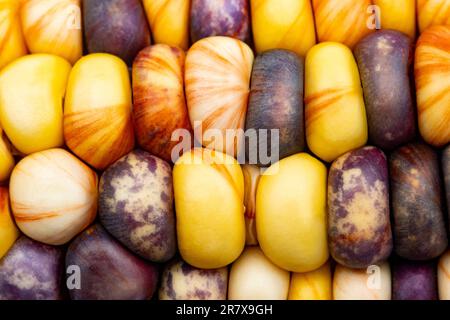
[20,0,82,64]
[64,53,135,170]
[0,0,27,69]
[142,0,189,50]
[289,262,332,300]
[251,0,316,57]
[417,0,450,33]
[414,25,450,147]
[312,0,374,49]
[305,42,368,163]
[9,148,98,246]
[185,36,254,157]
[133,44,192,162]
[438,250,450,300]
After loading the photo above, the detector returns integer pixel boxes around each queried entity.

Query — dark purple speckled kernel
[99,150,176,263]
[328,146,393,269]
[0,236,64,300]
[190,0,250,43]
[393,258,438,300]
[159,258,228,300]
